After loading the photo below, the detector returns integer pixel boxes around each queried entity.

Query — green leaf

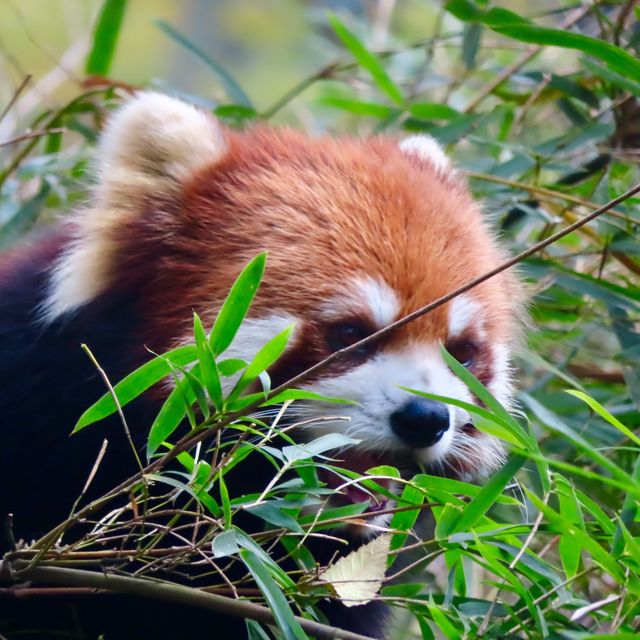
[525,488,626,585]
[613,451,640,557]
[320,97,397,119]
[426,595,461,640]
[366,465,400,479]
[85,0,128,76]
[521,393,637,490]
[227,324,294,402]
[328,14,403,105]
[520,449,640,498]
[209,253,267,356]
[146,365,201,457]
[282,433,358,463]
[411,474,520,506]
[219,472,232,529]
[178,364,209,423]
[245,620,272,640]
[445,455,525,535]
[462,23,482,70]
[388,482,425,565]
[144,472,218,516]
[519,349,586,392]
[193,313,223,411]
[434,504,463,541]
[240,549,308,640]
[487,10,640,81]
[74,345,197,432]
[444,0,482,21]
[218,358,248,377]
[247,503,303,533]
[212,528,239,558]
[566,390,640,447]
[446,4,640,81]
[574,489,616,536]
[580,58,640,98]
[235,531,296,589]
[619,521,640,565]
[215,104,258,122]
[263,388,353,406]
[409,103,460,121]
[155,20,252,107]
[439,345,524,437]
[556,475,584,579]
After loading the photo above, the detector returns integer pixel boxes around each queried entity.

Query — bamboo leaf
[74,345,198,431]
[240,550,308,640]
[328,14,403,105]
[155,20,252,107]
[209,253,267,356]
[85,0,128,76]
[446,455,525,535]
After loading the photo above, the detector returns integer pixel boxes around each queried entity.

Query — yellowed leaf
[318,533,391,607]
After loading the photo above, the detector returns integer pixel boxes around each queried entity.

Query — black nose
[390,398,450,448]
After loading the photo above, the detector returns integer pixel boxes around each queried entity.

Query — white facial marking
[320,277,399,328]
[303,346,464,453]
[399,135,452,175]
[448,294,484,338]
[356,278,400,327]
[292,341,508,478]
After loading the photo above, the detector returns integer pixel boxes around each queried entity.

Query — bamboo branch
[8,562,374,640]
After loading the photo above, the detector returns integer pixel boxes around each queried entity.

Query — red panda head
[45,93,522,482]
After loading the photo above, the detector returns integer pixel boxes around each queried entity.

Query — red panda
[0,92,521,639]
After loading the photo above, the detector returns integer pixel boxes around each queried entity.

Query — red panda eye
[326,322,372,356]
[446,339,479,368]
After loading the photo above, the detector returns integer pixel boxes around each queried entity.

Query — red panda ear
[398,134,456,178]
[42,93,225,321]
[95,92,226,210]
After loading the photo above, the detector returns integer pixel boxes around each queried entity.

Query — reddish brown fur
[105,125,518,362]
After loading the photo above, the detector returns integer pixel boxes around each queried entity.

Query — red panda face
[45,93,522,483]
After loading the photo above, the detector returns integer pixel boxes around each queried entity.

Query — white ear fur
[399,134,453,176]
[42,92,224,321]
[95,91,225,209]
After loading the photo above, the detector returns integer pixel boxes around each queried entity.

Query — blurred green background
[0,0,575,130]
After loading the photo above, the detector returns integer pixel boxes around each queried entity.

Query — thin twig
[0,127,65,147]
[465,171,638,225]
[81,344,144,472]
[69,438,109,519]
[613,0,635,45]
[0,75,31,124]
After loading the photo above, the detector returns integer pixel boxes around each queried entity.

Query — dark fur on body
[0,233,387,639]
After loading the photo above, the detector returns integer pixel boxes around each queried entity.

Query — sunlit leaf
[319,533,391,606]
